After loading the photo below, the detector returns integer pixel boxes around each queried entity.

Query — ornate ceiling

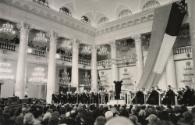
[48,0,172,26]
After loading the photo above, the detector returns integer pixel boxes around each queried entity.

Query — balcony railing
[173,46,192,55]
[0,41,16,51]
[97,59,111,67]
[79,59,91,66]
[117,57,137,66]
[59,55,72,62]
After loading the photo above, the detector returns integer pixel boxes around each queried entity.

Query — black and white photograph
[0,0,194,125]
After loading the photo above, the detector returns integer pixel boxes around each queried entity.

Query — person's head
[183,111,192,122]
[129,115,139,125]
[168,85,171,90]
[23,113,34,125]
[105,111,113,120]
[146,114,159,123]
[106,116,134,125]
[191,107,195,118]
[94,116,107,125]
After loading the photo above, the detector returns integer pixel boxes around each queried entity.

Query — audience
[1,97,195,125]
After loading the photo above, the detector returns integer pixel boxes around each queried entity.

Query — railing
[97,59,111,67]
[0,41,16,51]
[79,59,91,66]
[59,55,72,62]
[173,46,192,55]
[32,0,49,8]
[31,49,46,57]
[117,57,137,66]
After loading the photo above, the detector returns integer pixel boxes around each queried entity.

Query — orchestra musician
[146,87,160,105]
[162,85,177,105]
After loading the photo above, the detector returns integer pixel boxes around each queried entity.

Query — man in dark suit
[114,81,123,100]
[133,88,145,104]
[163,85,176,105]
[147,87,160,105]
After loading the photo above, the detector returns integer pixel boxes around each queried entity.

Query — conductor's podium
[107,99,126,105]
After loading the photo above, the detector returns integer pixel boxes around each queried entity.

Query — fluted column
[91,45,98,92]
[46,31,57,104]
[110,41,119,82]
[15,22,30,99]
[166,51,177,89]
[189,0,195,81]
[135,35,144,83]
[71,40,79,91]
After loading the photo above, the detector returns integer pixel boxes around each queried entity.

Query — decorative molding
[0,0,96,37]
[96,9,154,36]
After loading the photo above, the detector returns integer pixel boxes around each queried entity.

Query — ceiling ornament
[97,17,109,24]
[81,16,90,23]
[0,23,16,40]
[59,7,71,16]
[142,0,160,10]
[33,32,48,43]
[118,9,132,18]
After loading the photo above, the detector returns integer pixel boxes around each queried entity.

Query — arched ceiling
[48,0,172,26]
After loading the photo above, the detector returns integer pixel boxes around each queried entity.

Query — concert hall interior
[0,0,195,125]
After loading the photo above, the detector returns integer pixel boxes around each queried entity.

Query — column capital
[17,22,30,31]
[109,40,116,46]
[91,44,98,50]
[72,39,80,45]
[48,31,58,40]
[133,34,141,42]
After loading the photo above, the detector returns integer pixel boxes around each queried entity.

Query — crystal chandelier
[0,23,16,40]
[80,45,91,55]
[61,70,70,84]
[81,72,91,85]
[33,32,48,43]
[97,46,109,56]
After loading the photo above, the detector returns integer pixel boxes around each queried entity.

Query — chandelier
[28,67,47,84]
[33,32,48,43]
[97,46,109,56]
[60,70,71,84]
[0,23,16,40]
[80,72,91,86]
[0,62,14,80]
[80,45,91,55]
[61,40,72,52]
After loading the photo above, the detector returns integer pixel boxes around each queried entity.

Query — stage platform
[107,99,126,105]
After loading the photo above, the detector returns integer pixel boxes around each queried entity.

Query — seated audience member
[146,114,160,125]
[105,116,134,125]
[129,115,142,125]
[177,111,193,125]
[94,116,106,125]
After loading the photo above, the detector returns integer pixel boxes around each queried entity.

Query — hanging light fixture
[0,23,16,40]
[80,45,92,55]
[33,32,48,43]
[97,46,109,56]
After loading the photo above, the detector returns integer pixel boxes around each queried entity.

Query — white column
[15,22,30,99]
[135,35,144,83]
[166,51,177,89]
[46,31,57,104]
[110,41,119,82]
[71,40,79,91]
[189,0,195,83]
[91,45,98,92]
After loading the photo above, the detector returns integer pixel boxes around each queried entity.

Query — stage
[107,99,126,105]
